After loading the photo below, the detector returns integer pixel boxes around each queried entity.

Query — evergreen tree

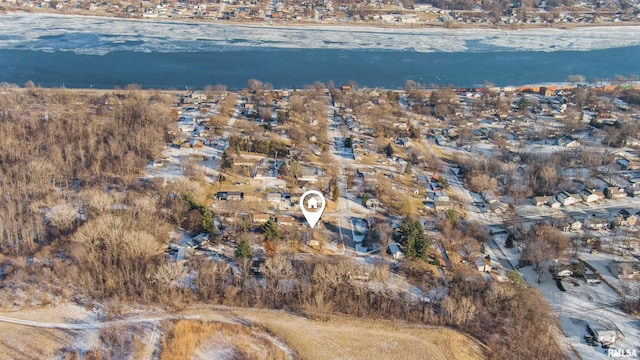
[344,135,354,148]
[333,186,341,201]
[235,239,253,259]
[221,150,234,169]
[505,234,515,248]
[262,219,280,242]
[384,142,394,157]
[202,209,214,234]
[444,208,458,227]
[399,216,429,261]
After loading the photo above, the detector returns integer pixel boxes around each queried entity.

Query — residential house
[563,217,583,232]
[556,191,578,206]
[276,215,295,226]
[605,186,627,199]
[186,233,209,249]
[586,215,610,230]
[627,183,640,197]
[547,197,562,208]
[298,166,321,183]
[388,243,404,259]
[266,192,284,206]
[172,137,189,146]
[252,213,271,224]
[615,209,638,227]
[581,189,605,203]
[617,157,640,170]
[569,192,583,204]
[434,200,453,212]
[215,191,244,201]
[533,196,551,206]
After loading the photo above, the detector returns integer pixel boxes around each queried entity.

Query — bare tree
[522,224,570,283]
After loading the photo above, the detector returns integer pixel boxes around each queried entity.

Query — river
[1,13,640,89]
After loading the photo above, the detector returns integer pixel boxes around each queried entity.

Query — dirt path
[0,313,223,330]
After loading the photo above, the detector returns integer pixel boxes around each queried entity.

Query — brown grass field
[161,320,289,360]
[0,301,484,360]
[222,308,484,360]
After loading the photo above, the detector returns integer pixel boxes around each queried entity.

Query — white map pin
[300,190,326,229]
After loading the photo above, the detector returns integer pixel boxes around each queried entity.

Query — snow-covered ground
[145,145,221,179]
[2,13,640,55]
[491,225,640,359]
[519,266,640,360]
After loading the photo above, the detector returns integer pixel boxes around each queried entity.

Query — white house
[388,243,404,259]
[556,191,577,206]
[547,197,561,208]
[581,189,604,203]
[563,217,583,232]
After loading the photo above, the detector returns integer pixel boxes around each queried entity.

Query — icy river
[1,12,640,88]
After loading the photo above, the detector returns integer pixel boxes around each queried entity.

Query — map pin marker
[300,190,326,229]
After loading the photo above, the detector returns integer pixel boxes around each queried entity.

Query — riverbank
[3,7,640,32]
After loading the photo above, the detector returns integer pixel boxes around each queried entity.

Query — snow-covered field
[2,13,640,55]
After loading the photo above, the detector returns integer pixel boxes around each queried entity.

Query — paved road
[325,94,356,254]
